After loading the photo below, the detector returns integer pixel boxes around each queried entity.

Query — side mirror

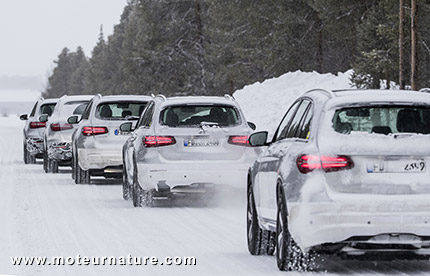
[19,114,28,121]
[67,115,80,124]
[249,131,269,147]
[120,122,133,133]
[39,114,48,123]
[247,121,256,130]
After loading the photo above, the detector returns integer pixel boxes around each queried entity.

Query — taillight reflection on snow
[82,126,108,136]
[143,136,176,147]
[29,122,46,129]
[296,155,354,173]
[228,136,250,146]
[50,123,73,131]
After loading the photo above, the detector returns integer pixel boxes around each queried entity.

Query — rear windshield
[160,105,240,127]
[95,102,147,120]
[40,103,56,117]
[333,105,430,135]
[59,101,89,118]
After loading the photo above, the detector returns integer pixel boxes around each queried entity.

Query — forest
[42,0,430,98]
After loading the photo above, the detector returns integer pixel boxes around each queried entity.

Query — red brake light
[228,135,250,146]
[50,123,73,131]
[29,122,46,129]
[82,126,108,136]
[296,155,353,173]
[143,136,176,147]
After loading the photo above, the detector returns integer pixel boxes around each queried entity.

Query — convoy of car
[20,89,430,271]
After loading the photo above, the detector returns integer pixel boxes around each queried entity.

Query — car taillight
[82,126,108,136]
[29,122,46,129]
[228,135,250,146]
[50,123,73,131]
[143,136,176,147]
[296,155,354,173]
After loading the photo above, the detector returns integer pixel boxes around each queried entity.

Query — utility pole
[410,0,417,90]
[399,0,405,89]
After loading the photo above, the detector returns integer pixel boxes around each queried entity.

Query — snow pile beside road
[233,70,354,135]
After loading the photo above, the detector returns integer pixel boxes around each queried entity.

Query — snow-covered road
[1,116,430,275]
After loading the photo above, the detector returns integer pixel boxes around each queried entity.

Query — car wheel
[122,159,130,200]
[276,185,310,271]
[51,160,58,173]
[71,151,76,180]
[132,158,143,207]
[247,179,275,256]
[47,157,58,173]
[43,150,48,173]
[28,153,36,164]
[23,143,29,164]
[247,183,263,255]
[74,151,90,184]
[143,189,155,207]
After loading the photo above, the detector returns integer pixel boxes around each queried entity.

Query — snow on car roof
[41,98,58,104]
[97,95,152,103]
[326,89,430,108]
[58,95,94,103]
[161,96,237,107]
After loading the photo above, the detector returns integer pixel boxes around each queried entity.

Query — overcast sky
[0,0,127,81]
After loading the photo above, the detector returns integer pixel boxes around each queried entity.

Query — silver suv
[247,89,430,271]
[41,95,93,173]
[121,95,258,207]
[70,95,151,184]
[20,97,57,164]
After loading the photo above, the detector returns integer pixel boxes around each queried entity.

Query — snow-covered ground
[1,72,430,275]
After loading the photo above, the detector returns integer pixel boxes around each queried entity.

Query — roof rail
[155,94,167,101]
[95,93,102,99]
[151,93,155,98]
[305,88,336,98]
[224,94,235,101]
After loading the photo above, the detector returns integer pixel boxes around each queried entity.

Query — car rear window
[40,103,56,117]
[59,101,89,118]
[160,104,240,127]
[332,105,430,135]
[95,102,147,120]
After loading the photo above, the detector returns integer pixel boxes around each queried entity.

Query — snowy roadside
[233,70,353,136]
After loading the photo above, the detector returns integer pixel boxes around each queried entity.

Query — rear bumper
[26,138,44,156]
[288,201,430,253]
[47,142,72,161]
[136,161,250,191]
[78,148,122,170]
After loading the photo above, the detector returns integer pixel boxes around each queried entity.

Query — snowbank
[233,70,354,135]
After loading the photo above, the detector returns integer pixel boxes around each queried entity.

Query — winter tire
[23,143,29,164]
[132,157,143,207]
[247,183,263,255]
[122,160,130,200]
[276,185,310,271]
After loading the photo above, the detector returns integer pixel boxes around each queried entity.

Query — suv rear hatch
[155,104,250,161]
[318,105,430,197]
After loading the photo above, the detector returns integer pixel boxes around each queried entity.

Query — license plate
[184,138,219,147]
[367,160,426,173]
